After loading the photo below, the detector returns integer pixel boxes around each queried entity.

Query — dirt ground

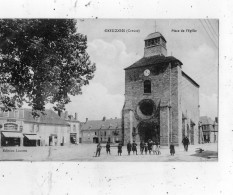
[0,142,218,162]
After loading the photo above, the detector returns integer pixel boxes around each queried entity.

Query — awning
[190,120,196,126]
[2,132,24,138]
[24,134,40,140]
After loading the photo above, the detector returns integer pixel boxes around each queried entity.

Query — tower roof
[124,55,182,70]
[144,32,167,42]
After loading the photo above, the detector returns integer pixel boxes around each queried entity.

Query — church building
[122,31,200,146]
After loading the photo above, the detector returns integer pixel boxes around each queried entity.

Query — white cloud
[87,39,140,95]
[65,39,138,121]
[66,83,124,122]
[181,43,218,96]
[181,43,218,119]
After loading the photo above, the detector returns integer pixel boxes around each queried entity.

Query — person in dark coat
[140,141,144,155]
[132,141,137,155]
[170,142,175,156]
[148,140,153,155]
[118,142,122,156]
[127,141,132,155]
[182,136,190,152]
[106,141,111,155]
[95,143,102,157]
[144,142,148,155]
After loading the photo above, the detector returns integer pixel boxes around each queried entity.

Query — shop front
[70,133,77,144]
[1,131,24,146]
[49,134,58,146]
[23,134,40,146]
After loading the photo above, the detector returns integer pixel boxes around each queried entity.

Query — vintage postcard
[0,19,218,162]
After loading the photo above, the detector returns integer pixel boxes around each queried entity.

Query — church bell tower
[122,30,183,146]
[144,32,167,57]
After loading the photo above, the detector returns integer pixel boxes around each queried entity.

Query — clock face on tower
[144,69,150,76]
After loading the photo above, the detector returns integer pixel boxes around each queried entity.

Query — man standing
[95,143,102,157]
[132,141,137,155]
[118,142,123,156]
[170,142,175,156]
[106,141,111,155]
[182,136,190,152]
[127,141,132,155]
[144,142,148,155]
[140,141,144,155]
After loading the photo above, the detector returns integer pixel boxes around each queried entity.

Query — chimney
[102,116,106,121]
[86,118,88,123]
[65,111,68,120]
[75,113,78,120]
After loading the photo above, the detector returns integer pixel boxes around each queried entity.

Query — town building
[80,117,122,144]
[199,116,218,143]
[122,31,200,146]
[60,111,81,144]
[0,108,80,147]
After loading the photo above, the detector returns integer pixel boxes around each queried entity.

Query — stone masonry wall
[170,65,182,146]
[181,73,200,145]
[123,62,181,146]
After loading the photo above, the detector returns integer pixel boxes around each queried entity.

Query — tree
[0,19,96,116]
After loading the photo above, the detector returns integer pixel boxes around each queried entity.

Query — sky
[64,19,218,122]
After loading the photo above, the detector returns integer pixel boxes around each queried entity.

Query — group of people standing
[126,140,161,155]
[95,136,190,157]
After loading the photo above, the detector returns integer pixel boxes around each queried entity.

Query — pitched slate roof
[124,55,182,70]
[24,108,69,126]
[200,116,214,125]
[81,118,121,131]
[144,32,167,42]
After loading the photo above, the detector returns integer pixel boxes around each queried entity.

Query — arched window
[144,80,151,93]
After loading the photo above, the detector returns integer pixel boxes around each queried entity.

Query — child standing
[155,143,161,155]
[152,142,156,155]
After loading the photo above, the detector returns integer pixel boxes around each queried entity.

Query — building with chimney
[0,108,80,146]
[80,117,122,144]
[59,111,80,144]
[122,31,200,146]
[199,116,218,143]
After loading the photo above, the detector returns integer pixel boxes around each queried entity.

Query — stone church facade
[122,32,200,146]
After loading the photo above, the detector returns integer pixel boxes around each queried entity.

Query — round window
[138,99,154,116]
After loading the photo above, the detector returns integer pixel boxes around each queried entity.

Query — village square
[0,19,218,161]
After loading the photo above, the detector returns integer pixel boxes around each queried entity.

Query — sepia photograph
[0,19,218,162]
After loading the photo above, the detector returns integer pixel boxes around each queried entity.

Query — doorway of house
[93,137,99,143]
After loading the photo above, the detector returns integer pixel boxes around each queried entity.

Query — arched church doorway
[138,121,160,143]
